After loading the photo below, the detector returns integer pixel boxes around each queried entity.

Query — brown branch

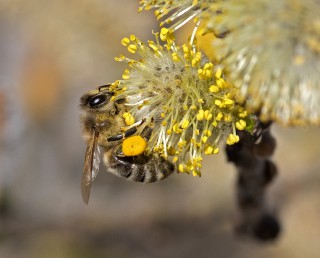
[225,121,281,241]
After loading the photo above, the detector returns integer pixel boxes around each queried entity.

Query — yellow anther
[178,141,187,148]
[173,123,182,133]
[129,34,136,41]
[204,145,214,155]
[167,146,176,156]
[226,134,240,145]
[238,110,248,118]
[122,136,146,156]
[209,85,219,93]
[160,112,165,118]
[214,99,222,107]
[205,130,212,137]
[204,110,212,120]
[213,147,219,154]
[192,170,201,177]
[186,162,194,172]
[212,121,218,127]
[180,119,189,129]
[172,52,180,61]
[128,44,137,54]
[192,58,200,67]
[115,55,125,62]
[196,109,204,120]
[224,114,232,122]
[148,41,159,52]
[215,68,222,79]
[198,98,204,103]
[121,37,130,46]
[204,146,219,155]
[161,153,168,160]
[192,52,201,67]
[166,129,172,135]
[203,62,213,70]
[160,27,169,41]
[236,119,247,130]
[216,78,226,88]
[216,112,223,121]
[224,99,234,106]
[182,44,189,53]
[161,121,167,126]
[178,164,185,173]
[154,144,164,153]
[202,136,208,143]
[122,69,130,80]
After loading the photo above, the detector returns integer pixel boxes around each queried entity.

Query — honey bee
[80,85,175,204]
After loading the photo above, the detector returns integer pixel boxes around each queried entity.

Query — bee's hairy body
[80,85,174,203]
[103,149,174,183]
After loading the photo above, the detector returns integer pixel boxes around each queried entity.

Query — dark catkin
[225,120,280,241]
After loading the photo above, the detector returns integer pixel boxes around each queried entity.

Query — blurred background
[0,1,320,257]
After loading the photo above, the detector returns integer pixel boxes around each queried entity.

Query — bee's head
[80,85,126,140]
[80,85,115,112]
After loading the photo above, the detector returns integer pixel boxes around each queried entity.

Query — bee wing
[81,130,101,204]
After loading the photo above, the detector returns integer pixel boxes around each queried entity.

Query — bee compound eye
[88,94,107,107]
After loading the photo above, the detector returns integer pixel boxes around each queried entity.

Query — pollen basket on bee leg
[122,135,147,156]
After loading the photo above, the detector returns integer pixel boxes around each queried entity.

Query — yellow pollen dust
[122,136,147,156]
[123,112,135,125]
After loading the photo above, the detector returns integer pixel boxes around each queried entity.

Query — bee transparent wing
[81,130,101,204]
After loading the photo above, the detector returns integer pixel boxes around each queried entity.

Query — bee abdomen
[106,153,175,182]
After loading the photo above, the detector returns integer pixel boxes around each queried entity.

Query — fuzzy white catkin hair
[205,0,320,125]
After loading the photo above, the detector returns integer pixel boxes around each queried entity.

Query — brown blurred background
[0,1,320,257]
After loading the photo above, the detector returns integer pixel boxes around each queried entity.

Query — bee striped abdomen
[106,153,174,183]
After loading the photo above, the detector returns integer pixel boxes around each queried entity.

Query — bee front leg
[107,126,138,142]
[107,118,147,142]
